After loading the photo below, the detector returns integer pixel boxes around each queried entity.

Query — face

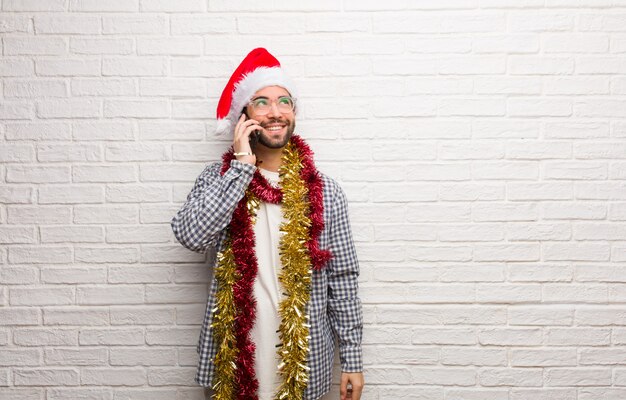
[245,86,296,149]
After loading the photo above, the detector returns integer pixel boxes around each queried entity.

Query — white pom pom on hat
[215,48,297,137]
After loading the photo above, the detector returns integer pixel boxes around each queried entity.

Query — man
[171,48,364,400]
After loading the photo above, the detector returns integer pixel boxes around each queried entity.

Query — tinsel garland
[211,135,331,400]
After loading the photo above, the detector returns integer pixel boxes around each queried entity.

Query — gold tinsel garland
[275,142,313,400]
[211,240,240,400]
[211,141,313,399]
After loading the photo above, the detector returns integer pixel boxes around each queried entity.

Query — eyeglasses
[248,96,295,115]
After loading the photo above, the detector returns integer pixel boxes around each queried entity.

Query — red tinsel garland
[218,135,332,399]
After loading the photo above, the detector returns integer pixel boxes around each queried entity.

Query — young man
[171,48,364,400]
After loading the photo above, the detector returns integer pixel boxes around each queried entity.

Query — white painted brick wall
[1,1,626,399]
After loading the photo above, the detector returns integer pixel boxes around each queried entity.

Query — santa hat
[215,47,298,136]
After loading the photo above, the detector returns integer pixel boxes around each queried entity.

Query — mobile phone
[243,111,260,148]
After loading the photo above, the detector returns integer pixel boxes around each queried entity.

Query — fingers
[340,373,348,400]
[234,114,261,145]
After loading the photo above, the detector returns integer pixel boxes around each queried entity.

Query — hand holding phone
[232,113,260,166]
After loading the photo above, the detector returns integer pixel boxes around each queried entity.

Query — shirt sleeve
[171,159,256,253]
[326,183,364,372]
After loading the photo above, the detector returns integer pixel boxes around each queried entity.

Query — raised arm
[171,159,256,253]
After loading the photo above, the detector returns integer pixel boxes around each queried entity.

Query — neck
[253,144,284,172]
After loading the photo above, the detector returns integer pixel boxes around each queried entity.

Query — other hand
[340,372,364,400]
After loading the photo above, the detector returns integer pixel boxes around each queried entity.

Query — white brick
[506,141,571,159]
[44,307,109,326]
[104,100,169,118]
[0,308,40,325]
[110,307,174,325]
[106,225,170,243]
[6,122,70,140]
[72,78,136,96]
[170,16,235,34]
[145,284,206,304]
[171,100,217,119]
[480,368,543,387]
[37,99,100,118]
[81,368,146,386]
[7,205,71,224]
[76,285,144,306]
[35,15,100,34]
[38,144,102,162]
[3,0,67,11]
[75,247,139,264]
[106,184,170,203]
[47,388,113,400]
[112,388,177,400]
[545,368,611,386]
[137,38,203,56]
[4,80,67,98]
[544,243,610,261]
[576,307,626,326]
[480,328,543,347]
[0,226,36,244]
[74,205,138,224]
[140,163,205,182]
[507,222,571,241]
[70,0,139,12]
[0,389,42,399]
[139,122,204,141]
[102,15,167,34]
[544,76,609,95]
[14,328,78,346]
[41,267,106,284]
[109,266,171,284]
[476,284,542,303]
[543,202,606,220]
[39,185,104,204]
[0,186,33,203]
[0,15,30,33]
[3,37,67,55]
[507,183,573,200]
[71,38,134,55]
[442,347,507,367]
[578,389,626,400]
[10,287,74,306]
[73,165,137,183]
[73,121,134,141]
[304,14,368,32]
[36,59,100,77]
[14,368,80,386]
[473,162,538,180]
[473,120,539,139]
[105,143,169,161]
[543,284,607,303]
[146,327,197,345]
[509,56,574,75]
[543,122,609,139]
[509,306,573,325]
[413,328,476,345]
[45,348,108,366]
[0,349,41,366]
[110,348,176,366]
[0,59,35,77]
[9,246,73,264]
[79,328,144,345]
[0,101,35,119]
[0,266,38,284]
[139,78,206,97]
[140,0,205,12]
[103,57,167,76]
[473,203,537,222]
[575,142,626,159]
[546,327,610,346]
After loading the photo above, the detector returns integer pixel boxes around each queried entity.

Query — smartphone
[243,111,260,148]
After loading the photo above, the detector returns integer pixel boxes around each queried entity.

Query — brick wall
[2,1,626,399]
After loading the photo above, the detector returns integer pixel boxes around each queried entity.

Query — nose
[266,100,281,118]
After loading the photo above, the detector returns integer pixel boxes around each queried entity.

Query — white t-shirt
[251,168,285,399]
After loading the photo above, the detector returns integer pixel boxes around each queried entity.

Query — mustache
[261,119,288,127]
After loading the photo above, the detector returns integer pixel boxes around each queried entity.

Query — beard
[257,118,296,149]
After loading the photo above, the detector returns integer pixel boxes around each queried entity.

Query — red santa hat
[215,47,298,136]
